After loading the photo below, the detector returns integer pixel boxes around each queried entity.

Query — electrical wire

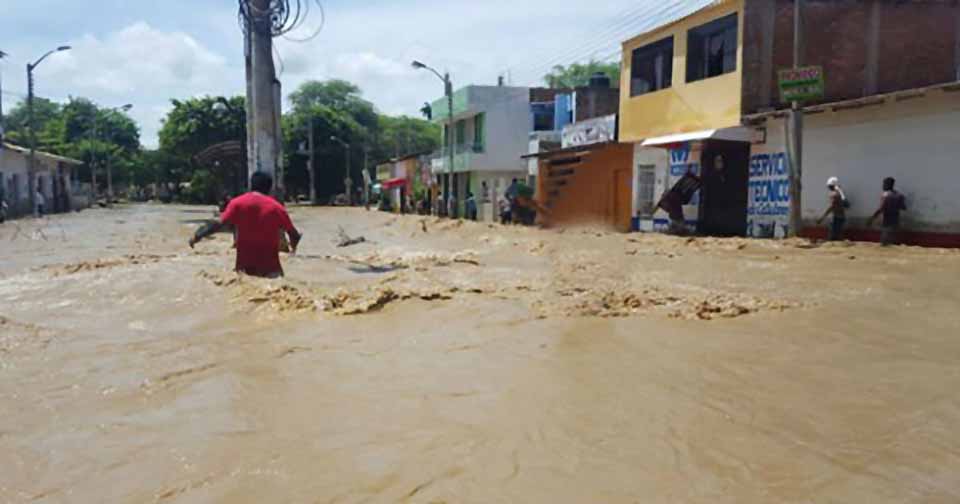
[237,0,325,41]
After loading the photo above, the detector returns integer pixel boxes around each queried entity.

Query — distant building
[427,85,570,220]
[0,142,86,218]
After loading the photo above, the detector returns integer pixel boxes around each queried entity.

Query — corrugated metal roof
[621,0,728,45]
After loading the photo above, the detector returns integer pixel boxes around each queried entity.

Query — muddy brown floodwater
[2,204,960,503]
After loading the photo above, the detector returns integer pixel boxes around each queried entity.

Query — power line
[500,0,661,79]
[238,0,325,41]
[502,1,676,87]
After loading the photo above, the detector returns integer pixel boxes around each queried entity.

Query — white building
[745,84,960,246]
[429,85,543,219]
[0,143,86,217]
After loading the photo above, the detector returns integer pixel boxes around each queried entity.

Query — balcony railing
[430,143,485,173]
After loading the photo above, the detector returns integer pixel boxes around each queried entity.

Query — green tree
[3,97,142,192]
[544,60,621,88]
[155,96,245,202]
[282,79,440,202]
[158,96,245,160]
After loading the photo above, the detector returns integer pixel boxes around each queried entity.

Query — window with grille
[637,165,657,217]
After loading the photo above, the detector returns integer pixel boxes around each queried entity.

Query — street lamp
[412,59,455,218]
[103,104,133,202]
[27,45,70,217]
[330,135,352,206]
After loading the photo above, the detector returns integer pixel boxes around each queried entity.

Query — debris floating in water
[336,226,367,248]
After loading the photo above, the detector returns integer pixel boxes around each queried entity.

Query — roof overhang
[1,142,83,165]
[742,80,960,123]
[640,126,754,148]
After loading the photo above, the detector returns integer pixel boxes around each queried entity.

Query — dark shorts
[828,216,846,241]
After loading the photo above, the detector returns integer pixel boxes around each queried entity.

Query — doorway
[613,168,632,232]
[697,140,750,237]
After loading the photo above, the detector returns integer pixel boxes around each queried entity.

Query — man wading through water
[190,172,302,278]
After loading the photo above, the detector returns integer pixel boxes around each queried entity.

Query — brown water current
[2,204,960,503]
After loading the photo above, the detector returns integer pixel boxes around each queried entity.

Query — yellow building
[619,0,756,236]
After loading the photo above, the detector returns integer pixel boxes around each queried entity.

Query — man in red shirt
[190,172,302,278]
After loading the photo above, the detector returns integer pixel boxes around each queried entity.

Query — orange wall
[537,143,635,232]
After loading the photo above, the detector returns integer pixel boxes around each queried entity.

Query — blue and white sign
[654,142,700,231]
[747,152,790,238]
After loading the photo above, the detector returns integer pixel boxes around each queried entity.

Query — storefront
[633,126,756,236]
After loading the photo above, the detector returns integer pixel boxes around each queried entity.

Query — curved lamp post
[412,60,455,217]
[27,45,71,216]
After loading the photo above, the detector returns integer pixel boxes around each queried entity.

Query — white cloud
[33,22,241,148]
[4,0,644,147]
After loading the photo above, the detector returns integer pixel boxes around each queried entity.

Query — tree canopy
[283,79,439,202]
[2,97,141,192]
[544,60,622,88]
[1,78,440,204]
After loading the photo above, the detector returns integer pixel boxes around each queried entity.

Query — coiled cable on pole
[238,0,325,41]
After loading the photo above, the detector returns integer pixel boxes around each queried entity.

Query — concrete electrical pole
[244,16,256,188]
[248,0,281,182]
[788,0,804,237]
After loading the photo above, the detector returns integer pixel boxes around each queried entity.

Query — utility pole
[308,118,316,205]
[446,74,455,216]
[27,65,37,216]
[244,17,256,185]
[362,146,370,210]
[330,136,352,205]
[248,0,280,182]
[0,50,7,146]
[788,0,804,237]
[345,144,353,206]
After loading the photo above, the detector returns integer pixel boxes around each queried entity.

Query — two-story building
[429,85,567,220]
[621,0,960,245]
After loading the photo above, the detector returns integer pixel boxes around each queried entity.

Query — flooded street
[3,204,960,503]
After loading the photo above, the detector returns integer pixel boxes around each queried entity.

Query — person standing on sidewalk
[868,177,907,246]
[190,172,302,278]
[34,189,46,217]
[817,177,848,241]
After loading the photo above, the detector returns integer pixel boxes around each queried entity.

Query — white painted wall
[433,86,531,176]
[470,86,532,174]
[0,148,29,202]
[748,120,791,238]
[632,145,668,232]
[758,91,960,234]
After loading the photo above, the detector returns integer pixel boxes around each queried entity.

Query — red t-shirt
[221,192,295,276]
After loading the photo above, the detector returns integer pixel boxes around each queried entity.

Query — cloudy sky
[1,0,649,148]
